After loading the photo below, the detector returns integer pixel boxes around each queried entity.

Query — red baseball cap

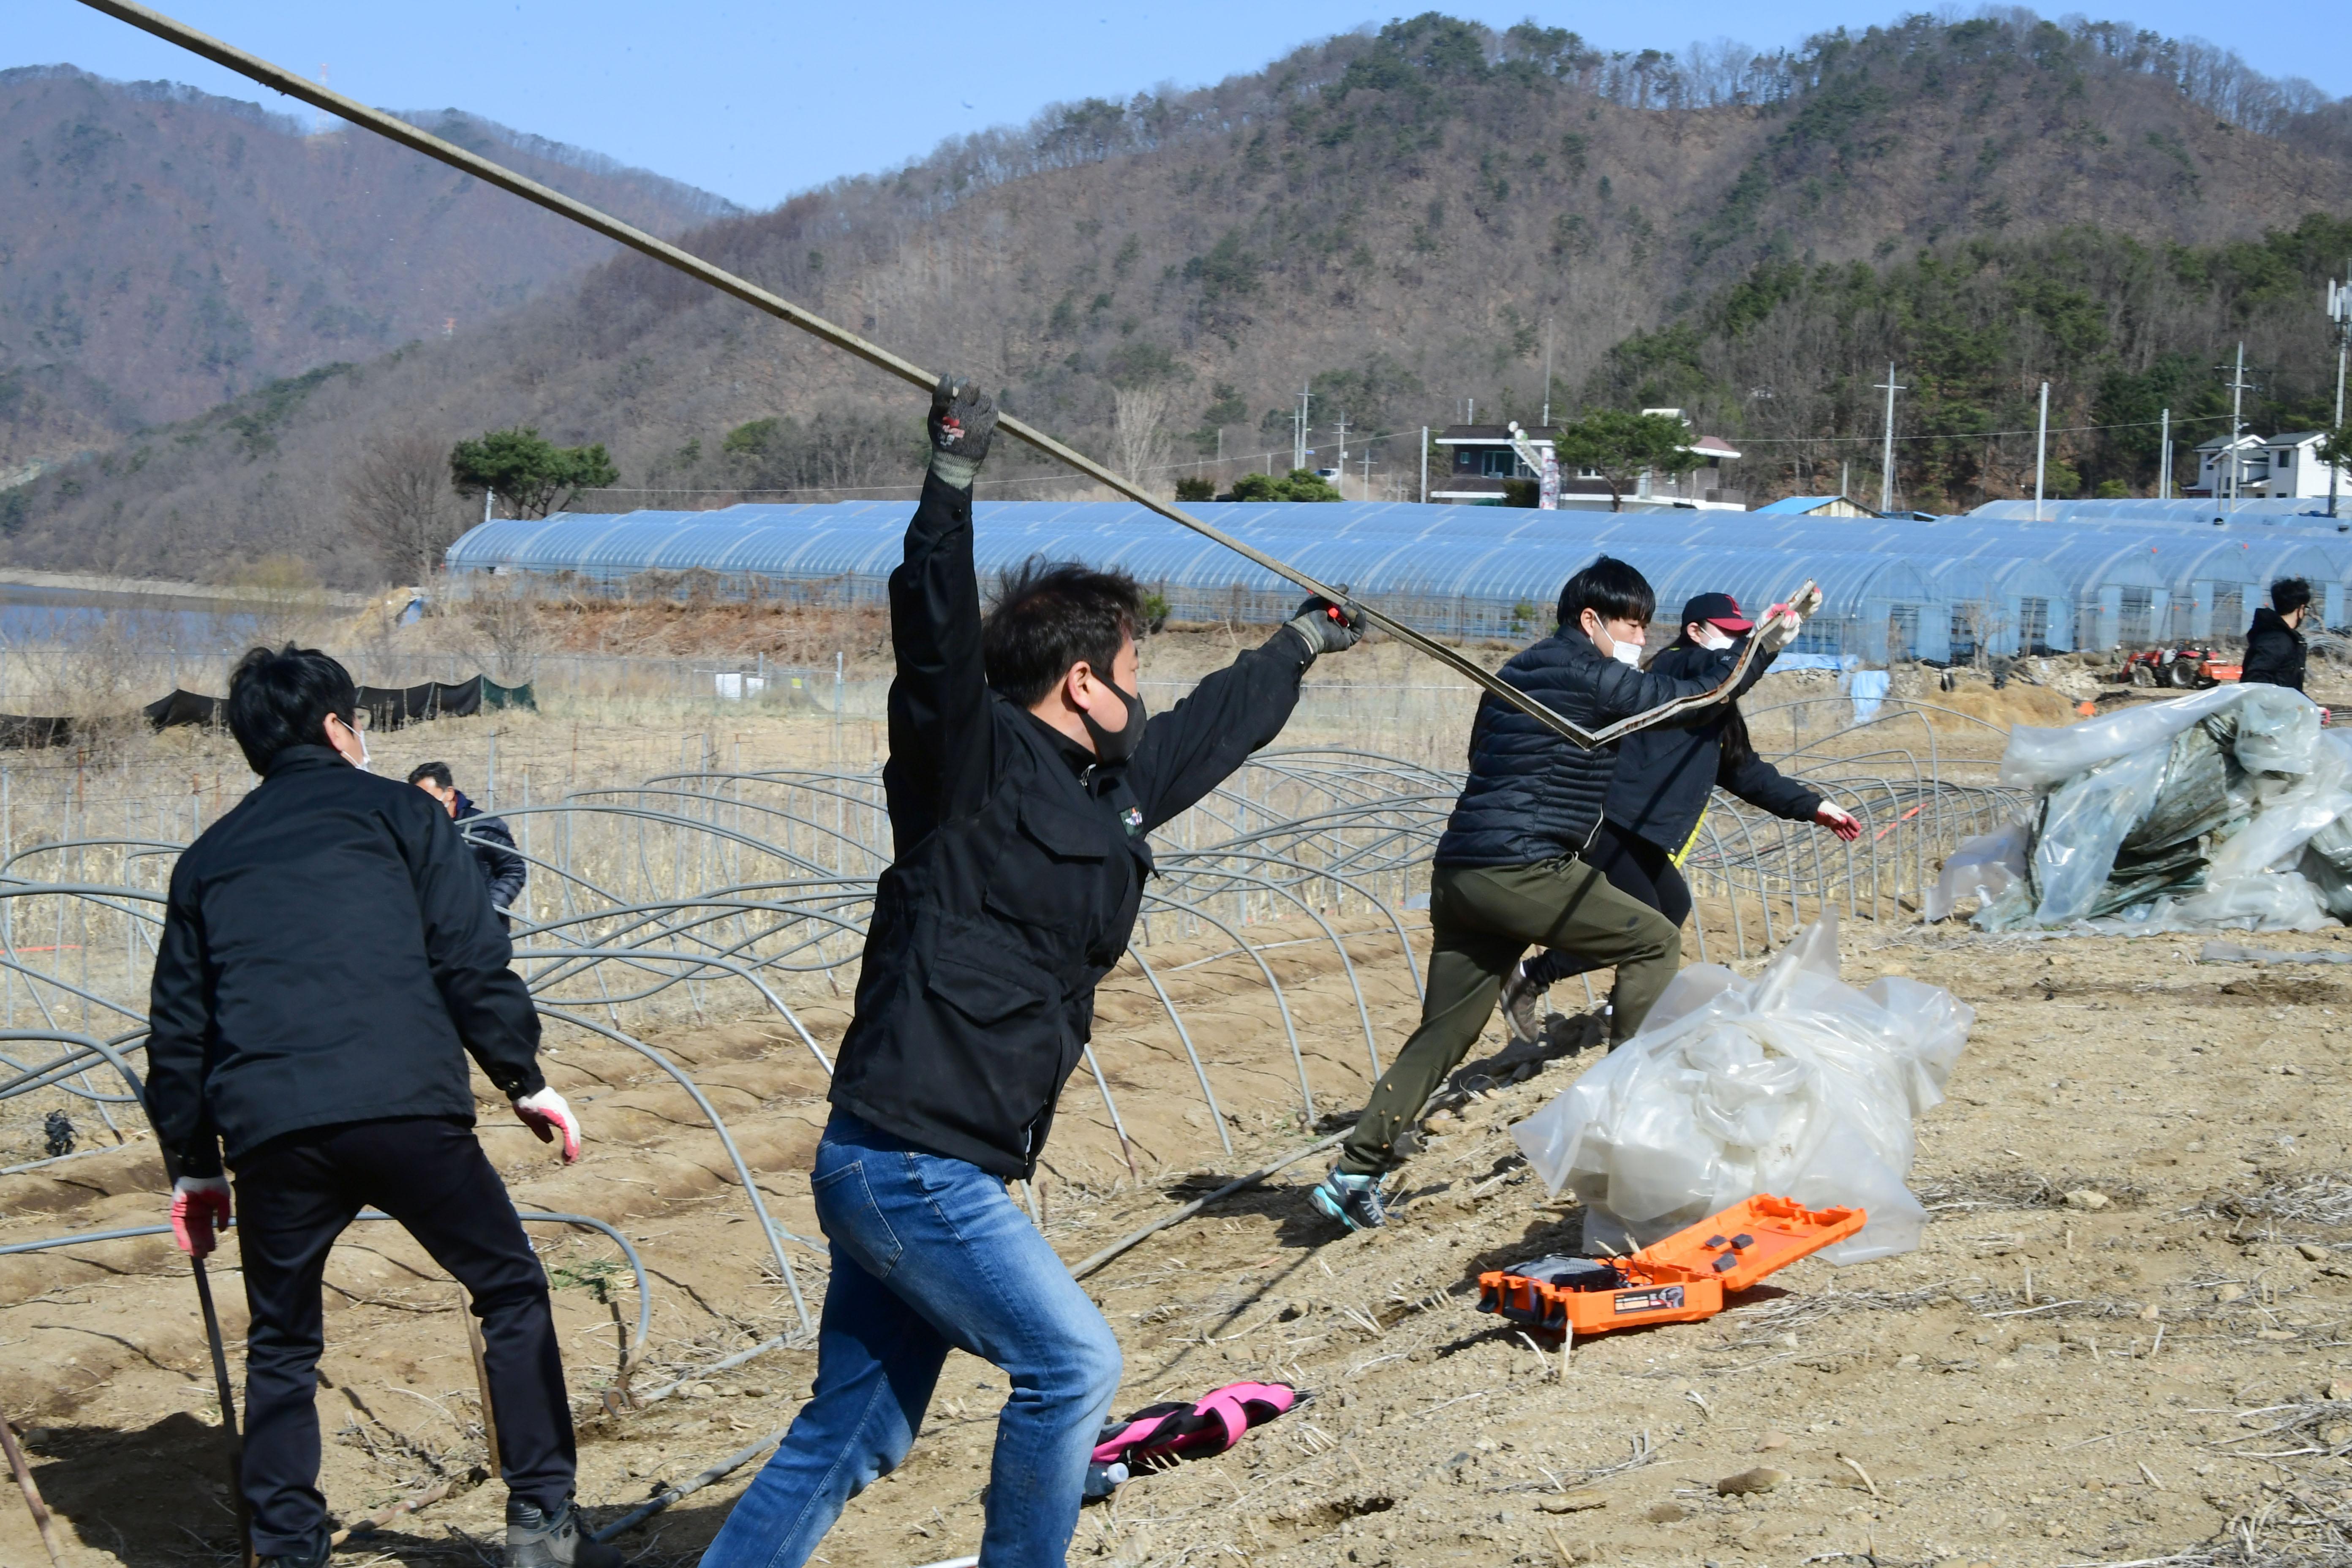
[1682,591,1752,632]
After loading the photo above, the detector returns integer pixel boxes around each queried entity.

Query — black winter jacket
[1604,643,1820,856]
[147,746,544,1177]
[2241,607,2307,692]
[826,471,1314,1178]
[1434,629,1764,868]
[454,795,528,919]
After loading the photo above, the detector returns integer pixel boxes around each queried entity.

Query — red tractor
[2120,646,2241,689]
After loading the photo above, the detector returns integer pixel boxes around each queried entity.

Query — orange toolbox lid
[1476,1195,1865,1339]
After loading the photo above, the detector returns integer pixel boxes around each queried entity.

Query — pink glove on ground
[513,1088,583,1164]
[171,1176,231,1257]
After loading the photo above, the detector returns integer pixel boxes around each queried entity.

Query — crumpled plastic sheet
[1939,685,2352,934]
[1511,909,1974,1266]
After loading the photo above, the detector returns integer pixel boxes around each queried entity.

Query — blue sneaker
[1310,1168,1389,1231]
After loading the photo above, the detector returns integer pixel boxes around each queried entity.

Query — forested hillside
[5,11,2351,583]
[0,65,738,471]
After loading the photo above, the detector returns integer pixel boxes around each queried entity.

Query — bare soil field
[4,900,2352,1568]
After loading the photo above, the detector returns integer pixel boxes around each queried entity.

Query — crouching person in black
[146,646,610,1568]
[694,377,1359,1568]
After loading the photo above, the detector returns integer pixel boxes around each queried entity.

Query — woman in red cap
[1498,590,1861,1041]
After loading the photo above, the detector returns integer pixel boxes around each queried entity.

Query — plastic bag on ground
[1924,821,2028,922]
[1511,909,1973,1266]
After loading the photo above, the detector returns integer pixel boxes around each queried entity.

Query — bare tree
[1112,386,1173,492]
[343,432,467,583]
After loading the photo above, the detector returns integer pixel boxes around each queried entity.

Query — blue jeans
[697,1111,1122,1568]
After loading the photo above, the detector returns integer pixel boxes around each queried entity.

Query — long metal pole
[2034,381,2049,521]
[1875,361,1901,515]
[2159,407,2171,501]
[75,0,1779,752]
[2230,342,2247,514]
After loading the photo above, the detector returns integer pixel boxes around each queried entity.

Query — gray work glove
[1284,596,1364,659]
[1756,579,1821,654]
[927,375,998,490]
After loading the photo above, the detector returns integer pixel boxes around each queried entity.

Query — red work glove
[512,1088,583,1164]
[171,1176,231,1258]
[1816,802,1863,841]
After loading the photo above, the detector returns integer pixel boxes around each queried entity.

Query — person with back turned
[692,376,1360,1568]
[1308,558,1816,1231]
[2243,577,2313,692]
[144,645,611,1568]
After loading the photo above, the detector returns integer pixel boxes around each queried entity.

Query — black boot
[506,1495,622,1568]
[255,1530,329,1568]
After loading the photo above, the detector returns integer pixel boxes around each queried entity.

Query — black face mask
[1079,681,1147,764]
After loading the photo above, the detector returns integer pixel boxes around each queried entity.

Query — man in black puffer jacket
[2243,576,2312,691]
[1309,558,1811,1231]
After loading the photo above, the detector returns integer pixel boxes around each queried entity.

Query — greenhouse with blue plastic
[444,494,2352,662]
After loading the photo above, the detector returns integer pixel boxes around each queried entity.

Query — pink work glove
[171,1176,231,1258]
[1816,802,1863,841]
[512,1088,583,1164]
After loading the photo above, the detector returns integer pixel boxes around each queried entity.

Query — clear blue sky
[14,0,2349,210]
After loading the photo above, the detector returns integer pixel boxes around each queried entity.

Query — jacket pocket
[983,796,1110,928]
[925,950,1048,1026]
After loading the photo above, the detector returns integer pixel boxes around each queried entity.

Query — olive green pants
[1337,856,1680,1177]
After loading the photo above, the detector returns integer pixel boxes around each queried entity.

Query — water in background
[0,583,279,653]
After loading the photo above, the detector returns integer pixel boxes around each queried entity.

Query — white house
[2263,432,2349,500]
[2189,431,2347,500]
[1430,410,1745,509]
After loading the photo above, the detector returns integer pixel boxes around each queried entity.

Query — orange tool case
[1475,1195,1865,1339]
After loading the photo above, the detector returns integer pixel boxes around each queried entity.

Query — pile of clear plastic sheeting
[1928,685,2352,934]
[1511,909,1974,1266]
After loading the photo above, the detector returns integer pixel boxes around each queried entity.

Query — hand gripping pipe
[79,0,1784,752]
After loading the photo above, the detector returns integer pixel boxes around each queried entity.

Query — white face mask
[1610,638,1642,667]
[1693,625,1734,651]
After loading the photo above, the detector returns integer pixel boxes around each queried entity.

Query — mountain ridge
[5,11,2352,583]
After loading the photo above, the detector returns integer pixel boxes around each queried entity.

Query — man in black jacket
[2243,577,2312,691]
[1310,559,1810,1231]
[409,760,529,926]
[694,377,1358,1568]
[147,646,609,1568]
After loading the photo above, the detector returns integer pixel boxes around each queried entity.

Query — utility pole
[2329,275,2349,520]
[1872,362,1904,515]
[2034,381,2049,522]
[1334,411,1349,476]
[1541,316,1554,428]
[2159,408,2171,501]
[1420,425,1429,504]
[1360,446,1375,498]
[1293,381,1313,473]
[2221,343,2255,514]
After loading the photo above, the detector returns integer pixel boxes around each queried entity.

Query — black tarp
[0,714,74,749]
[142,689,225,730]
[143,674,536,735]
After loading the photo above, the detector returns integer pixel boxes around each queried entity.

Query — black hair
[982,558,1144,706]
[226,644,357,774]
[2273,577,2314,616]
[407,761,454,789]
[1556,555,1657,632]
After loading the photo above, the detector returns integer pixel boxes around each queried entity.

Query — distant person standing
[2243,577,2312,692]
[410,762,527,926]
